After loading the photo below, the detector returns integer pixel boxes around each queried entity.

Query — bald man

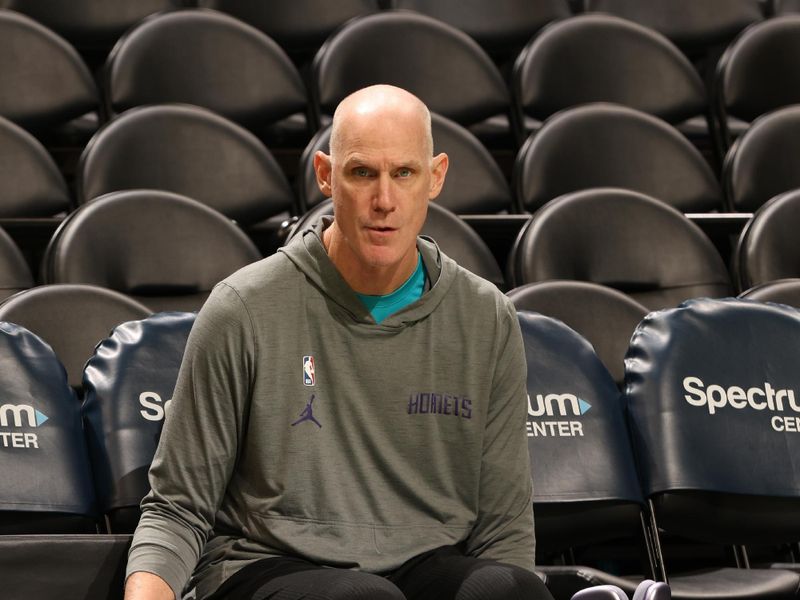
[124,85,550,600]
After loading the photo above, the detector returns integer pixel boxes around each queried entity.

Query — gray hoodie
[126,224,535,600]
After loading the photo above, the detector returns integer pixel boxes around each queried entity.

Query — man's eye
[396,168,412,178]
[354,167,371,177]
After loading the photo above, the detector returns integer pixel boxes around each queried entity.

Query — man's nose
[372,173,396,212]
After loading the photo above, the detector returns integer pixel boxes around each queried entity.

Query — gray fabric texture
[126,222,535,600]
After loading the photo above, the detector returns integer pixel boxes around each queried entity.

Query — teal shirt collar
[355,255,426,324]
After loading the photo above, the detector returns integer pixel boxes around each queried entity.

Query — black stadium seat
[297,113,512,214]
[197,0,381,65]
[288,199,504,289]
[512,14,710,146]
[773,0,800,14]
[390,0,570,63]
[0,115,71,217]
[83,311,196,533]
[0,226,34,303]
[739,279,800,309]
[713,15,800,153]
[43,190,262,312]
[582,0,763,57]
[0,9,98,139]
[625,298,800,598]
[0,284,152,388]
[0,534,130,600]
[0,0,181,67]
[584,0,763,159]
[76,104,295,224]
[507,281,648,386]
[722,105,800,213]
[507,188,732,309]
[0,321,96,534]
[310,11,516,148]
[512,104,722,213]
[518,311,649,599]
[734,189,800,290]
[103,9,310,147]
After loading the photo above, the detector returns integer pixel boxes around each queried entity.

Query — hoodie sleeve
[126,282,256,599]
[463,299,536,570]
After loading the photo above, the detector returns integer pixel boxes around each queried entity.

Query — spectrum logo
[526,393,591,437]
[0,403,49,449]
[682,376,800,433]
[139,392,172,422]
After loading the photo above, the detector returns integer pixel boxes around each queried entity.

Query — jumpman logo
[291,394,322,428]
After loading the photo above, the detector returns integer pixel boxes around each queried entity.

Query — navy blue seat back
[626,298,800,544]
[0,321,96,533]
[519,311,642,555]
[83,311,195,533]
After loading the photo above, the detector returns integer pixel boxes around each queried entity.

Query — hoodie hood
[279,217,457,329]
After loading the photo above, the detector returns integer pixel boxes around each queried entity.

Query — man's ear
[313,151,333,198]
[428,153,449,200]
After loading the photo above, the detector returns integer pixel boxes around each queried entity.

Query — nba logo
[303,356,315,386]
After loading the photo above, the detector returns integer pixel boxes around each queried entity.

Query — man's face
[314,106,448,275]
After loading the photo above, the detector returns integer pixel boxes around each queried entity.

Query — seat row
[2,295,800,599]
[3,184,800,390]
[1,0,778,69]
[6,98,800,222]
[4,5,800,161]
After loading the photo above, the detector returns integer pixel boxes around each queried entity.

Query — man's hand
[124,572,175,600]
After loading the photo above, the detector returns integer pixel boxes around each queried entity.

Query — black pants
[205,546,553,600]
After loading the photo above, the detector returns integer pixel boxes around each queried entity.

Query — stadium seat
[288,199,504,288]
[0,226,34,303]
[507,281,648,386]
[772,0,800,14]
[512,104,722,213]
[0,534,130,600]
[0,9,98,140]
[0,0,181,67]
[76,104,295,224]
[738,279,800,308]
[42,190,262,312]
[581,0,763,57]
[625,297,800,599]
[0,114,71,217]
[713,15,800,153]
[518,311,650,599]
[507,188,731,309]
[390,0,570,63]
[103,9,310,147]
[0,321,96,533]
[512,14,709,148]
[309,11,516,148]
[583,0,763,159]
[722,105,800,212]
[296,113,512,213]
[196,0,381,65]
[0,284,151,388]
[83,312,195,533]
[734,189,800,290]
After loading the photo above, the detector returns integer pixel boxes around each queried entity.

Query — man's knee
[456,562,551,600]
